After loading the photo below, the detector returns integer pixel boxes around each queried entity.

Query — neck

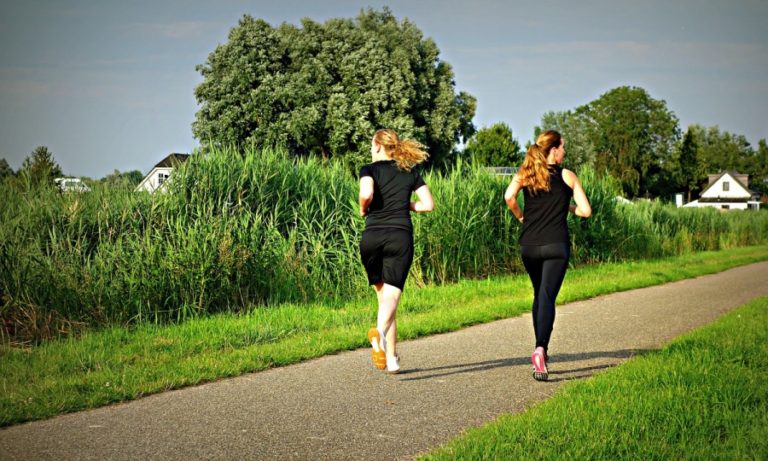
[372,152,391,162]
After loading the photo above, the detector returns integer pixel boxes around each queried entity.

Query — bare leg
[374,282,402,358]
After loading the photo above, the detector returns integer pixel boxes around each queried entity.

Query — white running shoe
[386,355,400,374]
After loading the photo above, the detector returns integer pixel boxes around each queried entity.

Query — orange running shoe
[367,328,386,370]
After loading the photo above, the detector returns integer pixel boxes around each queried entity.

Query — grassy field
[421,295,768,460]
[1,245,767,427]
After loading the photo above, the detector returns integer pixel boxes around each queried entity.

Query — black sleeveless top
[519,165,573,245]
[359,160,426,232]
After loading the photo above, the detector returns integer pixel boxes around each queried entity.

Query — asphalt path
[2,261,768,460]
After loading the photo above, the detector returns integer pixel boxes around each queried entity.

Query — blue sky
[1,0,766,178]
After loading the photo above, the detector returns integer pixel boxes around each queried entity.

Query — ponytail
[518,130,562,194]
[373,129,428,172]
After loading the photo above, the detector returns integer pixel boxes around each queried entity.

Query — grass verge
[2,245,768,426]
[421,295,768,460]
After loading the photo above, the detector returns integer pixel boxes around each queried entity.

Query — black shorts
[359,228,414,291]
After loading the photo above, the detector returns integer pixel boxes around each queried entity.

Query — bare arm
[504,174,525,223]
[562,169,592,218]
[359,176,374,217]
[410,185,434,212]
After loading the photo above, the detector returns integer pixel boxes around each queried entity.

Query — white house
[55,177,91,193]
[135,153,189,193]
[485,166,518,177]
[683,171,761,211]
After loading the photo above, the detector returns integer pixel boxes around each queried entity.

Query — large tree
[688,125,754,175]
[677,128,701,203]
[463,122,522,167]
[537,110,595,171]
[193,8,476,168]
[19,146,62,185]
[579,86,680,198]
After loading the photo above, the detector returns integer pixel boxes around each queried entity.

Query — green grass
[421,295,768,461]
[4,150,768,343]
[1,245,768,426]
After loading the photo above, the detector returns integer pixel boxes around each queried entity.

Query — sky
[1,0,767,178]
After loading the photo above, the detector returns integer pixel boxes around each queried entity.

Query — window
[158,173,169,185]
[721,204,730,210]
[722,181,729,192]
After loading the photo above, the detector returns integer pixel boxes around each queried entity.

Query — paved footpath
[3,261,768,461]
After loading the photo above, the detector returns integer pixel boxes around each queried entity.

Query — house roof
[154,153,190,169]
[699,170,753,198]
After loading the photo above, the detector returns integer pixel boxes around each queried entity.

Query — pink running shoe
[531,350,548,381]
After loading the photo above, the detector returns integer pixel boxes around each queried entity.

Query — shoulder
[359,163,375,178]
[411,167,426,185]
[561,168,578,187]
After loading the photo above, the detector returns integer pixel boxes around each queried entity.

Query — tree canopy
[676,128,702,202]
[19,146,62,186]
[537,110,594,172]
[463,122,522,167]
[686,124,767,195]
[581,86,680,197]
[538,86,680,198]
[193,8,476,168]
[100,169,144,188]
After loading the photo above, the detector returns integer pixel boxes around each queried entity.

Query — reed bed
[1,148,767,344]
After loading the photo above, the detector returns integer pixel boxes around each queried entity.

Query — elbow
[359,193,373,204]
[422,200,435,212]
[580,206,592,218]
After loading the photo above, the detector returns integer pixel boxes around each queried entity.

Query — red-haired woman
[504,130,592,381]
[359,129,434,374]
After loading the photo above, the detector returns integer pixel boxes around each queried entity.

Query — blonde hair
[373,129,429,172]
[518,130,562,195]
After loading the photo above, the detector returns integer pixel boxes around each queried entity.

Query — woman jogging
[359,129,434,374]
[504,130,591,381]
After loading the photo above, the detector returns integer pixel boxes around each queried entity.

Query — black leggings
[521,242,570,352]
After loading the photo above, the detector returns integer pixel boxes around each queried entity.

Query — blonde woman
[504,130,591,381]
[359,129,434,374]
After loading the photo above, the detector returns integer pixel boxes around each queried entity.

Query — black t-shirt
[359,160,426,231]
[519,165,573,245]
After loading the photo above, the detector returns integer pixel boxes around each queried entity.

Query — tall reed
[2,148,767,344]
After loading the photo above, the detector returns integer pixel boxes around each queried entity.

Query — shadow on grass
[397,348,653,382]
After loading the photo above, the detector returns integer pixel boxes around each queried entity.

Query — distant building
[485,166,519,177]
[135,153,190,193]
[682,171,760,211]
[55,177,90,193]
